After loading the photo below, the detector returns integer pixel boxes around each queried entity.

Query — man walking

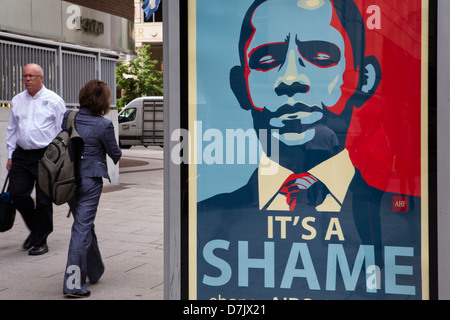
[6,63,66,255]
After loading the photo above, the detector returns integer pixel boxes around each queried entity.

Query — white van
[118,96,163,148]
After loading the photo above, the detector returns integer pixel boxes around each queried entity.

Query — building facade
[0,0,135,185]
[134,0,163,71]
[0,0,136,107]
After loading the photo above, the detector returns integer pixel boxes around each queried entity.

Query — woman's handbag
[0,174,15,232]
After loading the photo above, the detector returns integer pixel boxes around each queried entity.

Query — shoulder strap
[65,110,82,139]
[2,173,9,194]
[66,110,82,140]
[66,110,77,131]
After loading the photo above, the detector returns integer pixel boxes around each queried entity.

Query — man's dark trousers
[9,146,53,247]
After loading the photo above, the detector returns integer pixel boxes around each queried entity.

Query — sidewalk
[0,146,164,300]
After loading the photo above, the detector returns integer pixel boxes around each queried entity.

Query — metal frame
[163,0,182,300]
[142,99,164,146]
[437,0,450,300]
[0,31,118,108]
[163,0,446,301]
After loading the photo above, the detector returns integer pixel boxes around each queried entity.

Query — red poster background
[347,0,423,196]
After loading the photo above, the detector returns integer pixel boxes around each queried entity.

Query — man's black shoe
[28,244,48,255]
[22,235,33,250]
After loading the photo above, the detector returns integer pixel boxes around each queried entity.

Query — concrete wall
[68,0,135,21]
[0,1,134,56]
[0,108,120,191]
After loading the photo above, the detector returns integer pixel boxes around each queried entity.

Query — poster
[183,0,434,300]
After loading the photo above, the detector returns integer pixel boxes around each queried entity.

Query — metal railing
[62,50,97,106]
[0,32,118,108]
[0,40,58,102]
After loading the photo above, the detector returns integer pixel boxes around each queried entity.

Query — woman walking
[63,79,122,298]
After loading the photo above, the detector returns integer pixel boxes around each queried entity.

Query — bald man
[6,63,66,255]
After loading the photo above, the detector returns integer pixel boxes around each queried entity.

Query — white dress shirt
[258,149,355,212]
[6,86,66,158]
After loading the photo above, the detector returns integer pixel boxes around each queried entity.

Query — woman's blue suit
[62,108,122,296]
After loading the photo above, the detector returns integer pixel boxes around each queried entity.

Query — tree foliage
[116,45,163,110]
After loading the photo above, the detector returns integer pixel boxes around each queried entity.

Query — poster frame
[175,0,438,300]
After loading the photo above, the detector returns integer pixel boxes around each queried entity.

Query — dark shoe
[22,235,33,250]
[28,243,48,255]
[64,291,91,298]
[89,278,100,285]
[88,265,104,284]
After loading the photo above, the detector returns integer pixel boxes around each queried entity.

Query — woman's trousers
[63,176,104,295]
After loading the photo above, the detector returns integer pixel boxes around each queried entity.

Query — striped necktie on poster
[279,173,317,211]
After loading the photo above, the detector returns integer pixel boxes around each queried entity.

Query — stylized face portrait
[231,0,381,162]
[245,0,354,146]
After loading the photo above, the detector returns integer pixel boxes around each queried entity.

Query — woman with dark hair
[63,79,122,298]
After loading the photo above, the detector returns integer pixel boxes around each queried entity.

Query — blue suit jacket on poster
[63,108,122,182]
[196,168,422,300]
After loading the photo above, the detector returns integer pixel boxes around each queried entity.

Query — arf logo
[393,196,409,212]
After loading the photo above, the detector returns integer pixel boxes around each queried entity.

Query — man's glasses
[22,74,41,79]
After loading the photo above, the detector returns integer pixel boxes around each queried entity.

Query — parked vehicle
[118,96,163,148]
